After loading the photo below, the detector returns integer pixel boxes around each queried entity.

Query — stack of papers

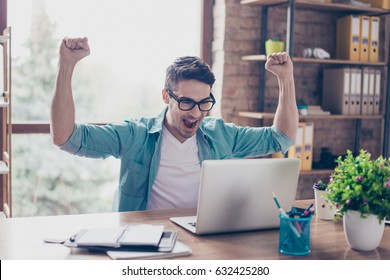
[61,224,192,259]
[299,105,331,116]
[107,241,192,260]
[305,105,331,116]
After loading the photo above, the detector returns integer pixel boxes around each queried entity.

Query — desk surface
[1,201,389,260]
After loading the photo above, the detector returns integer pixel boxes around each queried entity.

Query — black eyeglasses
[166,89,216,112]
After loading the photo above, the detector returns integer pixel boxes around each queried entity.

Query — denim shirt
[59,107,294,212]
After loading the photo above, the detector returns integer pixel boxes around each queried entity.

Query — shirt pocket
[119,160,149,197]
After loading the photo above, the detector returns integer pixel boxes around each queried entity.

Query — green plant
[326,149,390,222]
[313,180,328,191]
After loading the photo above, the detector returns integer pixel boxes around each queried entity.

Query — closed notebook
[119,224,164,246]
[76,227,126,247]
[75,231,179,253]
[67,224,164,248]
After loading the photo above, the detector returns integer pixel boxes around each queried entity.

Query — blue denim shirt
[59,107,294,212]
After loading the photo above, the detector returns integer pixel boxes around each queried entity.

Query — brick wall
[212,0,384,198]
[211,0,261,127]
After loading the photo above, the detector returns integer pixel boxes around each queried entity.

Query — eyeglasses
[166,89,216,112]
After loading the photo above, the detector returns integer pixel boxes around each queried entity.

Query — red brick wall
[212,0,385,198]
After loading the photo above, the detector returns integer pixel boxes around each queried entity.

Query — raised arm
[50,37,90,146]
[265,52,298,141]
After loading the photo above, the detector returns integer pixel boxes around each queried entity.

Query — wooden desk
[1,201,389,260]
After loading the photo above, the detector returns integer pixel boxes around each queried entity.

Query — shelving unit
[240,0,390,161]
[1,27,12,217]
[241,0,388,13]
[239,111,384,120]
[242,54,388,66]
[239,1,390,198]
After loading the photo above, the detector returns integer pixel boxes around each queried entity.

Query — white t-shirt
[146,126,201,210]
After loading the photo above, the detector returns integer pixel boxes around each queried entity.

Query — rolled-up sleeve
[270,125,294,154]
[59,123,122,159]
[202,118,295,158]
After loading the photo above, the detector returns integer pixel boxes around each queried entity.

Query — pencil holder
[265,39,285,56]
[278,211,312,256]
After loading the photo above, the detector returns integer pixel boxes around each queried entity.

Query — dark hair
[164,56,215,91]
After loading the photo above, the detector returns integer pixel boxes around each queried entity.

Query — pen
[299,203,313,224]
[271,192,302,237]
[299,203,314,229]
[69,234,78,242]
[301,203,314,217]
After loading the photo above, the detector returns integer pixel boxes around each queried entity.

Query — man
[51,37,298,212]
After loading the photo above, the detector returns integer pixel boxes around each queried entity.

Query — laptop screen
[194,158,300,234]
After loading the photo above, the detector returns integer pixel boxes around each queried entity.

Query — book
[76,227,125,248]
[106,241,192,260]
[75,231,179,254]
[119,224,164,246]
[64,224,165,248]
[299,105,331,116]
[306,110,331,116]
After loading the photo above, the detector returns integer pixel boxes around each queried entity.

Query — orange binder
[359,16,370,62]
[359,0,390,9]
[302,122,314,171]
[288,122,305,170]
[369,17,380,63]
[336,15,360,61]
[322,68,351,115]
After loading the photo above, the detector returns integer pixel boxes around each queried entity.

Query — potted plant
[326,149,390,251]
[313,180,335,220]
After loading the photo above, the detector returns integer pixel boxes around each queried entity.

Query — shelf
[241,0,390,14]
[242,55,388,66]
[300,169,333,175]
[0,161,9,175]
[239,111,384,120]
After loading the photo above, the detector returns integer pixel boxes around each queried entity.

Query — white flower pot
[343,210,385,251]
[313,188,335,220]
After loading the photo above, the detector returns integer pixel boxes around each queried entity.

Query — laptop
[170,158,300,235]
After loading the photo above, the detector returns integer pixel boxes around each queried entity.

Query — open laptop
[170,158,300,235]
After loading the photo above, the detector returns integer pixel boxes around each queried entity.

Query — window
[8,0,203,216]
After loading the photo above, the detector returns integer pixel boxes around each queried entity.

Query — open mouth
[183,119,198,130]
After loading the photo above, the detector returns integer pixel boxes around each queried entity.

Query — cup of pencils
[265,39,285,56]
[278,208,312,256]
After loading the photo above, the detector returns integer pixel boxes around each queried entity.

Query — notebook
[170,158,300,235]
[63,224,165,248]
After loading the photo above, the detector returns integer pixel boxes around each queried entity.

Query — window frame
[1,0,213,134]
